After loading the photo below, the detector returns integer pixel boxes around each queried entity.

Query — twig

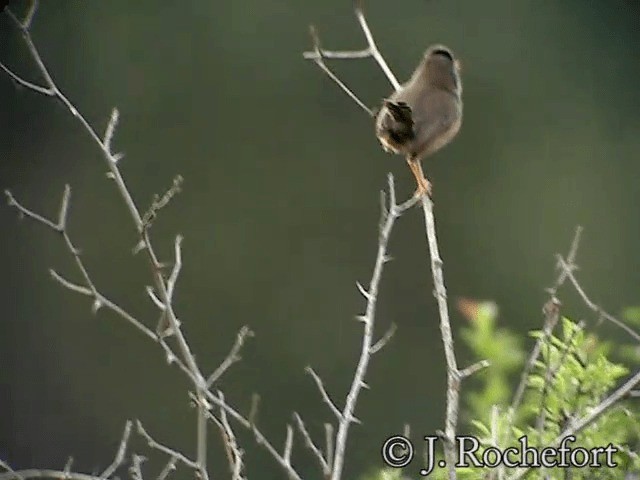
[135,421,198,470]
[206,326,254,388]
[0,470,103,480]
[324,423,335,469]
[304,25,373,116]
[195,393,209,480]
[128,455,146,480]
[0,419,133,480]
[205,391,303,480]
[5,187,158,341]
[100,420,133,479]
[556,255,640,342]
[370,322,397,354]
[155,458,177,480]
[292,412,330,475]
[305,366,343,421]
[212,392,246,480]
[303,1,399,91]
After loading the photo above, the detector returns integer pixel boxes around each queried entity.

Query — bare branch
[212,392,246,480]
[283,425,294,464]
[0,424,132,480]
[166,235,183,301]
[195,392,210,480]
[98,420,132,479]
[556,255,640,342]
[100,420,133,479]
[128,454,146,480]
[418,194,460,477]
[141,175,184,231]
[324,423,334,469]
[155,458,177,480]
[303,2,400,91]
[304,25,374,116]
[0,469,102,480]
[5,190,60,231]
[370,322,397,354]
[0,460,25,480]
[1,5,203,384]
[355,281,374,302]
[57,185,71,230]
[21,0,39,30]
[292,412,330,474]
[547,226,583,297]
[205,391,303,480]
[353,1,399,90]
[329,174,413,480]
[103,108,119,153]
[305,366,343,421]
[135,421,198,470]
[206,326,254,388]
[459,360,490,379]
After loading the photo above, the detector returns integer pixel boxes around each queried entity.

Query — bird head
[420,44,462,95]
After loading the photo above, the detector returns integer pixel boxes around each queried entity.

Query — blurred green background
[1,0,639,478]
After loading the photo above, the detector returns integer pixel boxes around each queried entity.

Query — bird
[375,44,463,197]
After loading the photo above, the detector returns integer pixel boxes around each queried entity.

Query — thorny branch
[304,4,487,478]
[0,3,248,480]
[327,174,418,480]
[0,421,132,480]
[555,255,640,342]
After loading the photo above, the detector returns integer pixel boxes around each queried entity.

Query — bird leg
[406,156,432,197]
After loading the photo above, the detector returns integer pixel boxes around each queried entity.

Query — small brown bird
[375,45,463,196]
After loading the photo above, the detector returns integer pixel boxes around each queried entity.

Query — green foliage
[362,305,640,480]
[460,301,524,424]
[464,315,640,479]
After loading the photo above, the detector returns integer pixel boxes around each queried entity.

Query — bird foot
[413,178,432,198]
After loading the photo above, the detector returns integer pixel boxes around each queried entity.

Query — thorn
[105,171,116,180]
[360,381,370,389]
[91,298,103,315]
[4,190,15,205]
[356,281,372,300]
[112,152,125,163]
[164,350,176,364]
[354,315,368,323]
[350,415,362,425]
[132,240,146,255]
